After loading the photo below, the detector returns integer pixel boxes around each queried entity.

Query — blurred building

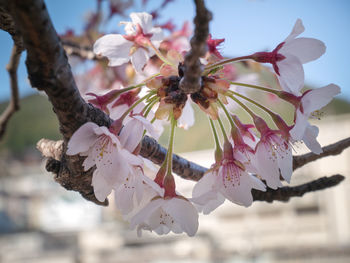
[0,114,349,263]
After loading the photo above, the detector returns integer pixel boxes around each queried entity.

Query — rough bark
[179,0,212,93]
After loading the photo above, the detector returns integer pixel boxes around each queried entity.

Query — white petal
[109,104,129,120]
[120,148,143,166]
[93,34,133,66]
[119,118,143,152]
[66,122,99,155]
[221,173,265,207]
[284,19,305,43]
[150,27,164,48]
[290,109,309,140]
[115,180,136,214]
[192,171,218,198]
[164,198,199,237]
[130,12,153,33]
[277,144,293,183]
[92,170,112,202]
[94,145,128,185]
[302,84,341,115]
[255,143,283,189]
[82,150,96,171]
[277,53,304,96]
[131,48,149,73]
[178,99,195,130]
[303,124,323,154]
[191,170,225,214]
[281,38,326,64]
[140,173,165,197]
[133,115,159,139]
[129,198,163,228]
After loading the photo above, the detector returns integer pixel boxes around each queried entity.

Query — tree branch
[0,44,21,140]
[293,137,350,171]
[179,0,212,94]
[0,5,23,50]
[7,0,206,205]
[61,39,99,61]
[4,0,346,207]
[252,174,345,203]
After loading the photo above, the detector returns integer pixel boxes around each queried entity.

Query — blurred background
[0,0,350,262]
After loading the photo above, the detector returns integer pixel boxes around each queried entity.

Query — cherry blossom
[252,19,326,96]
[290,84,341,154]
[67,122,143,187]
[114,166,164,216]
[193,141,266,212]
[119,115,159,153]
[64,7,342,238]
[252,116,293,189]
[130,196,199,236]
[93,12,163,72]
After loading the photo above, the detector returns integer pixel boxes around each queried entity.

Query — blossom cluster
[67,12,340,236]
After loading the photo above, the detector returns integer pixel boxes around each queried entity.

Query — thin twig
[61,40,99,61]
[252,174,345,203]
[179,0,212,94]
[293,137,350,171]
[0,44,21,140]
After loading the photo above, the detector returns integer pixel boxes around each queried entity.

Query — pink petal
[150,27,164,48]
[93,34,133,66]
[67,122,99,155]
[255,143,283,189]
[178,99,195,130]
[133,115,159,139]
[221,173,265,207]
[164,198,199,237]
[277,53,304,96]
[302,84,341,115]
[284,19,305,43]
[281,37,326,64]
[131,48,149,73]
[277,144,293,183]
[92,170,112,202]
[130,12,153,33]
[303,124,323,154]
[119,118,143,152]
[290,109,309,140]
[130,198,163,228]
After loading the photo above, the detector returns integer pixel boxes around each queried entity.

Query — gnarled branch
[252,174,345,203]
[179,0,212,94]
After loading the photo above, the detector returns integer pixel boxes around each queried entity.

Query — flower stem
[209,117,221,151]
[217,99,236,130]
[163,113,177,197]
[229,81,280,95]
[227,93,256,119]
[228,90,276,117]
[166,113,176,175]
[217,116,229,143]
[142,96,159,117]
[139,72,160,85]
[204,55,253,73]
[148,40,174,66]
[120,91,155,120]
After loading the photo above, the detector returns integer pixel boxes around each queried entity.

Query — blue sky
[0,0,349,102]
